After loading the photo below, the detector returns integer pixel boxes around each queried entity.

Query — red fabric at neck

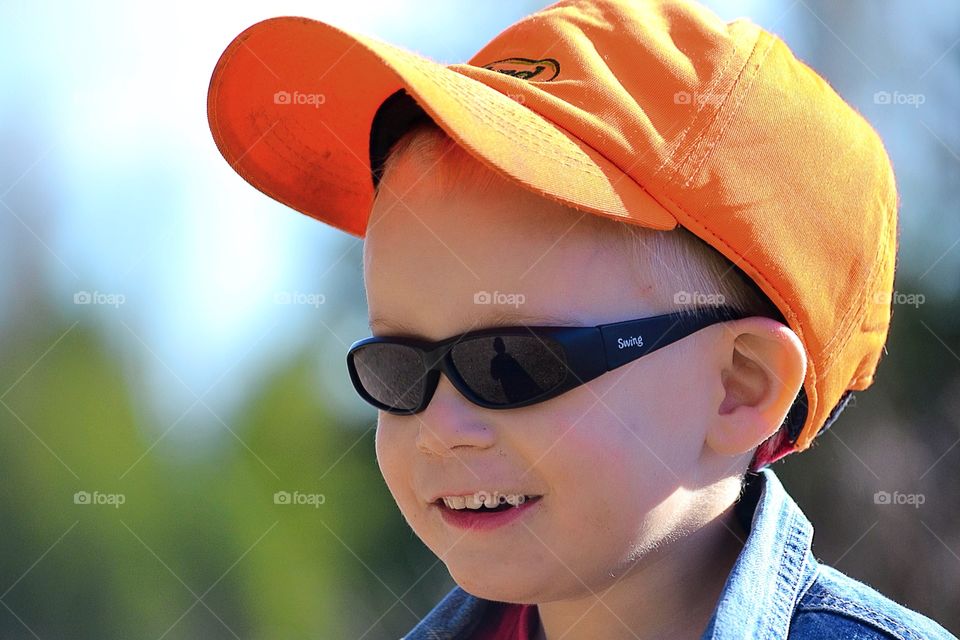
[470,602,540,639]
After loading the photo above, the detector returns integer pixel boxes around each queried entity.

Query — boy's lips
[434,495,544,531]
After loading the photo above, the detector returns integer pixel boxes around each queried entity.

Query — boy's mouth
[433,492,545,531]
[433,491,543,512]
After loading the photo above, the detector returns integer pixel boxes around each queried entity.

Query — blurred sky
[1,0,957,448]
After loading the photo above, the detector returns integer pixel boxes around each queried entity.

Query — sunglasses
[346,306,745,415]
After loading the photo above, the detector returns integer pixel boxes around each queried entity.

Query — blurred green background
[1,1,958,638]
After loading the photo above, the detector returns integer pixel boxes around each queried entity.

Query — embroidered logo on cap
[482,57,561,81]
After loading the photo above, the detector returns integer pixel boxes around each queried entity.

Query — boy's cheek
[533,418,634,503]
[374,420,411,506]
[537,409,682,523]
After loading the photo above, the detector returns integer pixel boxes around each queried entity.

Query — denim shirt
[403,468,957,639]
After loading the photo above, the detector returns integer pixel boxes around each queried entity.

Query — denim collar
[404,468,819,640]
[700,467,819,639]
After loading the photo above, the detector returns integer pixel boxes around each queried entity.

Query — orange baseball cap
[207,0,898,469]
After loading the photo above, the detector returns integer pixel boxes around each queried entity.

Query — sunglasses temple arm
[598,308,744,370]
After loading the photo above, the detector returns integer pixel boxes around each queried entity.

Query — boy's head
[208,0,898,603]
[368,120,796,467]
[365,120,807,599]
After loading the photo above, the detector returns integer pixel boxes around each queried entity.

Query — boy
[206,0,957,638]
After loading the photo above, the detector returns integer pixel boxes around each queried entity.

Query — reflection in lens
[451,335,566,405]
[352,343,425,410]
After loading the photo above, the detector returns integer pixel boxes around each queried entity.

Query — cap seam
[446,63,695,216]
[449,63,667,177]
[816,149,898,375]
[817,193,895,374]
[679,28,775,189]
[650,26,747,178]
[666,22,765,186]
[426,67,608,171]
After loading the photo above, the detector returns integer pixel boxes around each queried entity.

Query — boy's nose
[415,376,496,456]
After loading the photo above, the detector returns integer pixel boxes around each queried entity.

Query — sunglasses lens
[351,343,426,411]
[450,335,567,406]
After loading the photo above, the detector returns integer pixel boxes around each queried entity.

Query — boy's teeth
[440,491,535,510]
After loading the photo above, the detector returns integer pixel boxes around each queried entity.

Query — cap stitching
[447,63,699,214]
[820,166,897,365]
[405,51,600,164]
[817,192,895,372]
[680,30,775,189]
[651,29,745,177]
[424,67,607,172]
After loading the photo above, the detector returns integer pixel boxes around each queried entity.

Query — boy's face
[364,164,738,603]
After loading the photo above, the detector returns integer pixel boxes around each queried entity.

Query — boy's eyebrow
[368,310,580,333]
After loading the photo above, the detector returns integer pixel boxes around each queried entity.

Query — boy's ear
[705,316,807,457]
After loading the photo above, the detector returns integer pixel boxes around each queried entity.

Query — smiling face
[362,126,760,604]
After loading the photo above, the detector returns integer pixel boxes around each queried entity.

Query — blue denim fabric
[402,468,956,639]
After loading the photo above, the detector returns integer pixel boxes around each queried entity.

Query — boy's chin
[447,561,551,603]
[455,579,539,605]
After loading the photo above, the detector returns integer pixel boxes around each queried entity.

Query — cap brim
[207,16,677,237]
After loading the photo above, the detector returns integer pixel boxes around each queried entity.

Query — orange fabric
[207,0,898,457]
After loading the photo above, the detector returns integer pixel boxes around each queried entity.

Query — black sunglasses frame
[346,306,746,415]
